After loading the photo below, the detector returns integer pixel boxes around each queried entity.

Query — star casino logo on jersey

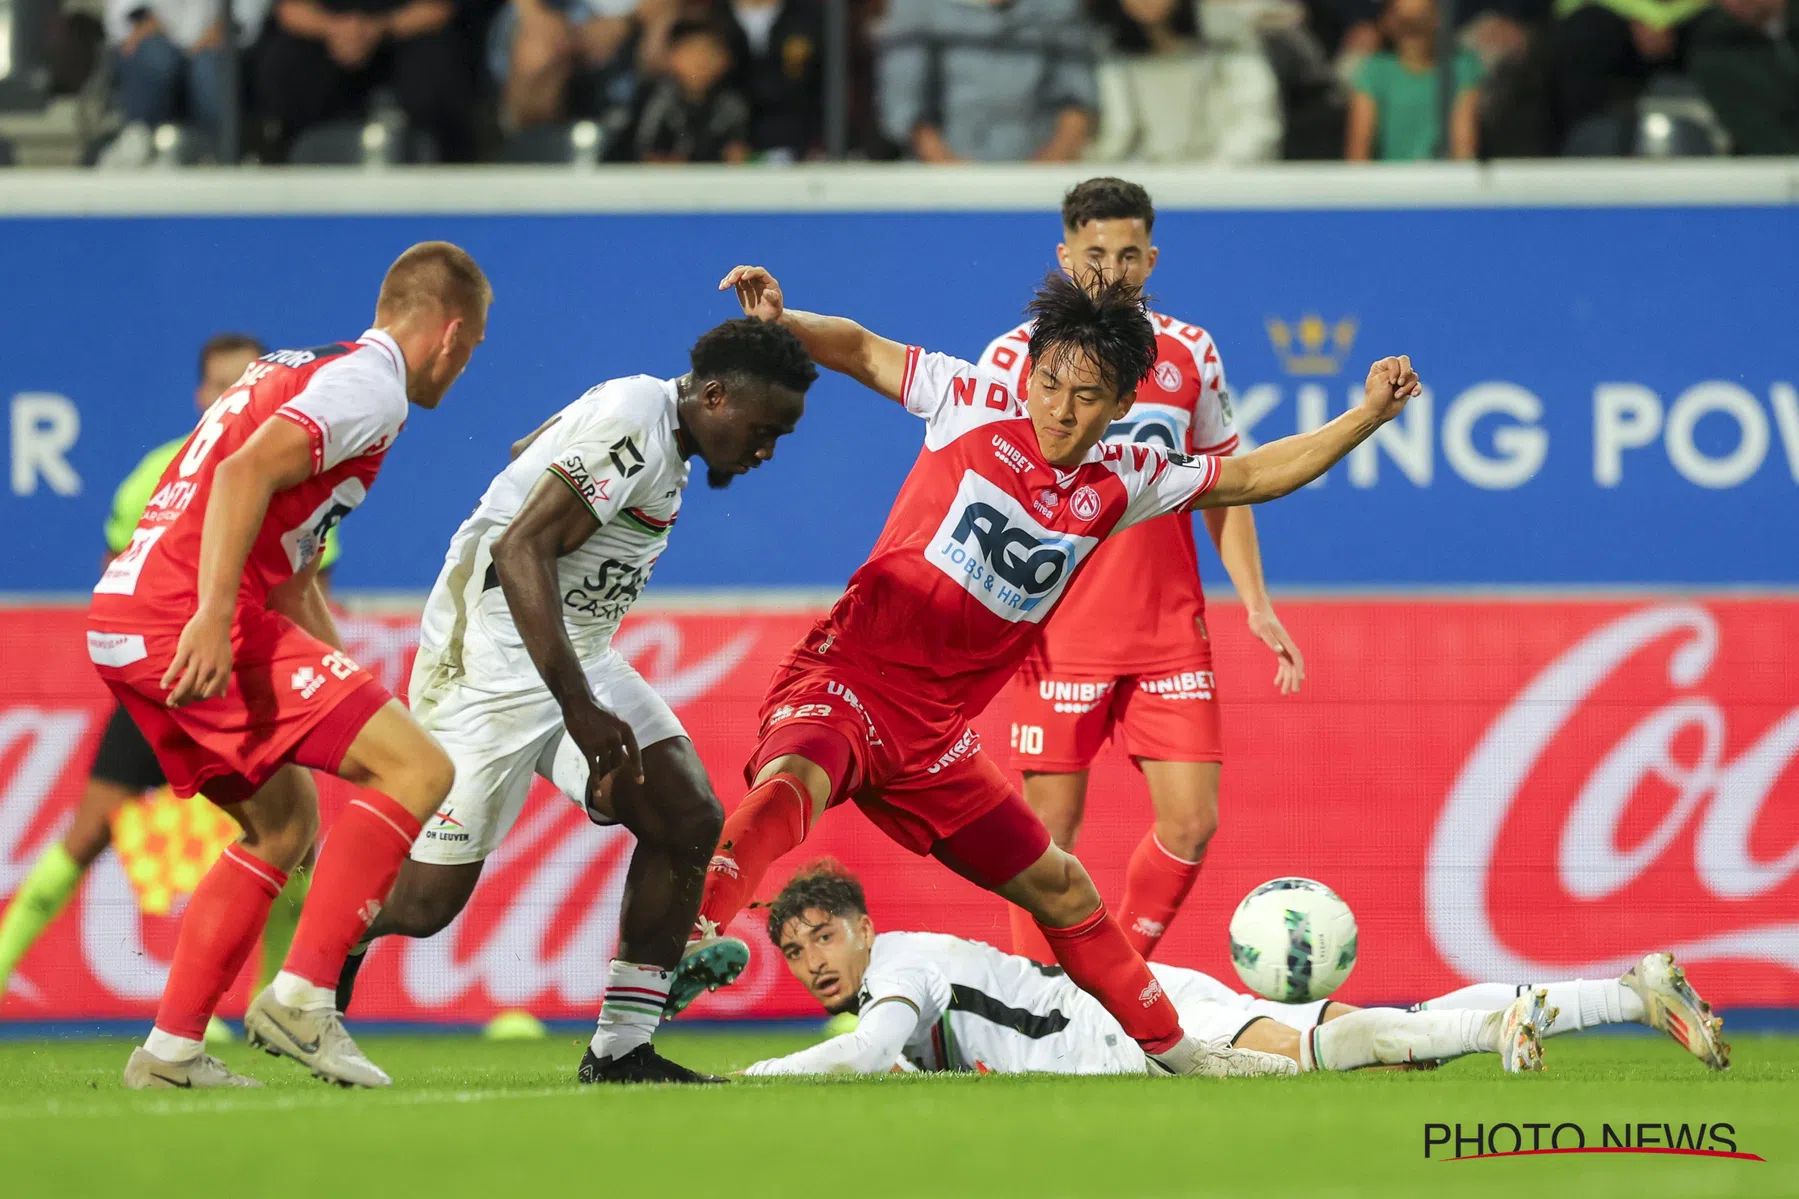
[926,472,1098,624]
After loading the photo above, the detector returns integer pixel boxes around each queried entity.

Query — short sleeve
[277,352,408,475]
[1189,334,1239,457]
[1351,53,1385,99]
[543,385,662,526]
[859,957,952,1027]
[1114,446,1222,532]
[1455,50,1483,93]
[899,346,1024,453]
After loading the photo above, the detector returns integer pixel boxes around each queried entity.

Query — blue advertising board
[3,204,1794,592]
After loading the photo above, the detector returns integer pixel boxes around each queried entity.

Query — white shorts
[1152,964,1333,1046]
[409,648,688,866]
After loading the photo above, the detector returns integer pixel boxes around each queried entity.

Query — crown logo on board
[1265,315,1358,376]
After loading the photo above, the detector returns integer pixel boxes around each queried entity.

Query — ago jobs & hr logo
[1247,314,1799,491]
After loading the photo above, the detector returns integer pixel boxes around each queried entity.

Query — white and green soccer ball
[1228,877,1358,1003]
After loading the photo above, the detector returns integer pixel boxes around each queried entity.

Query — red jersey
[804,347,1222,718]
[91,331,409,623]
[980,312,1237,673]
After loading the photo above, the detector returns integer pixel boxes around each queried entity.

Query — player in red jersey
[979,178,1304,963]
[670,264,1419,1076]
[87,242,492,1090]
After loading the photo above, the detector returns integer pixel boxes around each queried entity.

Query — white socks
[1307,1008,1490,1071]
[144,1028,204,1063]
[1419,979,1644,1037]
[589,960,672,1062]
[272,969,335,1012]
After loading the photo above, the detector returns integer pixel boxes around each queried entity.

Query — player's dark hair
[1025,271,1157,398]
[765,859,868,947]
[197,332,267,380]
[1061,177,1155,234]
[690,317,819,396]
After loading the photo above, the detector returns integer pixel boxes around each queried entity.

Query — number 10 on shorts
[1011,724,1044,756]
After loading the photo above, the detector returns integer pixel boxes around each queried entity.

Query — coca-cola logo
[1426,604,1799,980]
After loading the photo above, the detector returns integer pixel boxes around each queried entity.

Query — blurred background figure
[1345,0,1482,158]
[255,0,479,160]
[1549,0,1704,145]
[876,0,1098,161]
[99,0,269,165]
[718,0,823,161]
[632,17,753,160]
[1688,0,1799,153]
[1087,0,1285,162]
[491,0,662,134]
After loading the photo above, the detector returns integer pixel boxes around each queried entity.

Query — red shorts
[1007,651,1223,774]
[747,648,1049,884]
[85,605,391,804]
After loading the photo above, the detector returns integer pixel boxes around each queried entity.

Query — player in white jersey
[742,863,1731,1077]
[336,318,820,1084]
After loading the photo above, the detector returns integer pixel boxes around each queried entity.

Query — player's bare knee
[1155,811,1216,861]
[1233,1018,1302,1063]
[1009,847,1101,927]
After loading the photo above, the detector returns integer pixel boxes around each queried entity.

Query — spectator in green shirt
[0,332,322,1035]
[1346,0,1483,161]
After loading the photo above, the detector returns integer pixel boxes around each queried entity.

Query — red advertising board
[1,598,1794,1023]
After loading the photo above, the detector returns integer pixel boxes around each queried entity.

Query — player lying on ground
[88,242,492,1090]
[0,335,326,1028]
[742,863,1730,1076]
[332,318,817,1084]
[673,264,1420,1077]
[980,178,1303,965]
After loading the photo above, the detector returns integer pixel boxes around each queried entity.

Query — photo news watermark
[1424,1122,1762,1162]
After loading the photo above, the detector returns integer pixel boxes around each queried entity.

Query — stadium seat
[1563,113,1630,157]
[1633,111,1723,157]
[288,120,406,166]
[0,136,14,166]
[496,121,606,166]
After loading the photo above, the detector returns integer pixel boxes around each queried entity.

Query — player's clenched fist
[719,266,785,322]
[1361,355,1421,423]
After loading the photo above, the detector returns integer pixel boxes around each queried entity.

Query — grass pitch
[0,1030,1793,1198]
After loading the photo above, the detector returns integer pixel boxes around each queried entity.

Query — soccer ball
[1228,877,1358,1003]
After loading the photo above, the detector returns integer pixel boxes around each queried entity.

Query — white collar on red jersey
[356,328,407,388]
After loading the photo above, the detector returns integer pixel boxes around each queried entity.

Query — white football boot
[1148,1034,1299,1077]
[1494,987,1552,1073]
[1621,951,1730,1071]
[123,1046,263,1090]
[244,986,391,1088]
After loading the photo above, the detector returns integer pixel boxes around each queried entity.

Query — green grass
[1,1031,1794,1198]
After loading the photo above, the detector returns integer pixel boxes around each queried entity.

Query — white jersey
[744,931,1332,1077]
[861,932,1144,1074]
[413,376,690,698]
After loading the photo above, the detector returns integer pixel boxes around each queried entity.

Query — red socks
[282,792,421,989]
[1120,831,1205,959]
[1038,902,1183,1053]
[154,845,287,1039]
[1009,904,1056,963]
[697,774,812,932]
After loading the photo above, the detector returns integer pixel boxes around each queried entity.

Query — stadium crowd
[62,0,1799,164]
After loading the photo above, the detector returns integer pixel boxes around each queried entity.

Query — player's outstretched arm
[162,418,315,706]
[719,266,909,401]
[491,473,643,785]
[741,998,921,1076]
[1195,355,1421,509]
